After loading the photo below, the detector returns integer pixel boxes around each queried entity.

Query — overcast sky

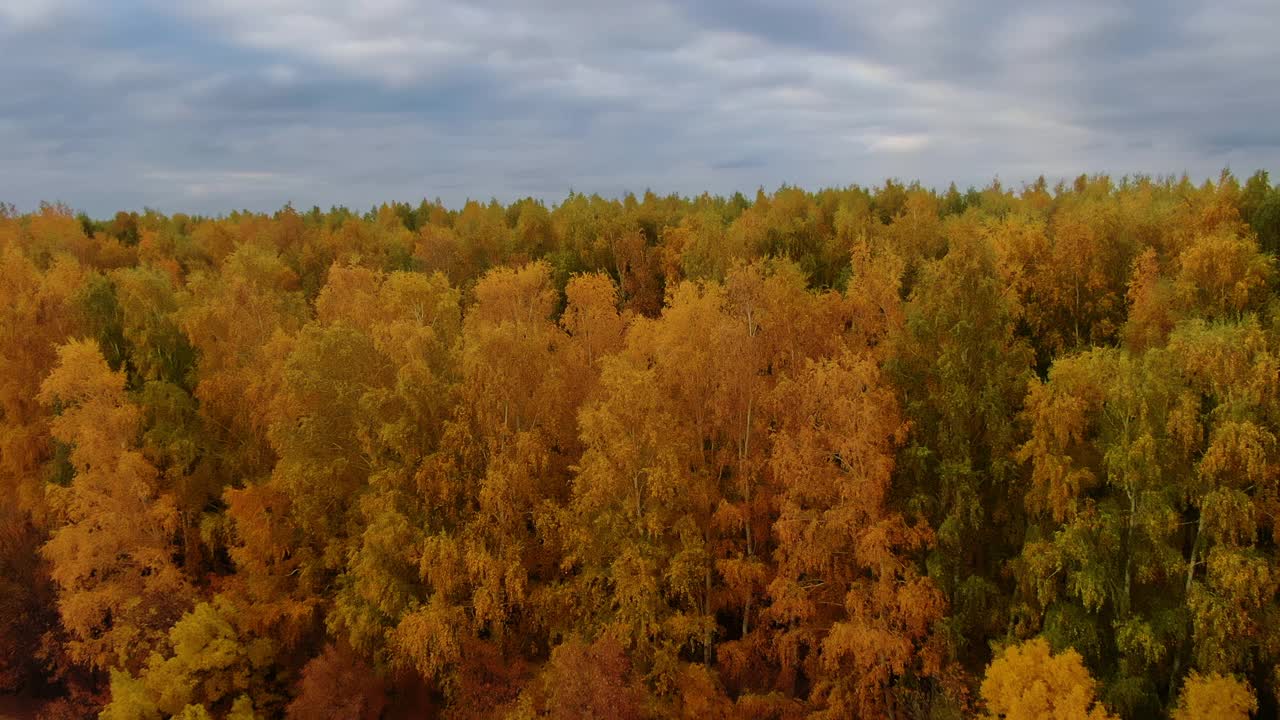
[2,0,1277,216]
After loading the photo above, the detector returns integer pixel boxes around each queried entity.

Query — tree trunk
[1168,507,1205,700]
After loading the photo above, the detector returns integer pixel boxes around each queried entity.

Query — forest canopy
[3,170,1280,719]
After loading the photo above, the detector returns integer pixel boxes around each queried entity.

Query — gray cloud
[0,0,1277,216]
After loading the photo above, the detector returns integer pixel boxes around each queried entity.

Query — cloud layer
[2,0,1277,215]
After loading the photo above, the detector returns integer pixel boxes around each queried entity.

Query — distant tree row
[3,170,1280,718]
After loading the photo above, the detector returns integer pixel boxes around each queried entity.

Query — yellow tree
[0,247,86,688]
[318,265,463,659]
[452,199,510,276]
[1120,248,1176,352]
[415,223,470,287]
[1172,229,1273,320]
[112,264,209,572]
[38,339,191,672]
[871,189,943,292]
[663,210,742,283]
[233,264,462,656]
[100,596,278,718]
[844,237,905,356]
[448,260,569,642]
[714,260,846,690]
[611,228,663,316]
[980,638,1118,720]
[559,271,628,407]
[0,246,83,514]
[112,265,196,386]
[767,352,946,717]
[569,280,735,685]
[992,196,1134,359]
[381,261,582,712]
[1171,673,1256,720]
[1046,201,1129,350]
[178,242,307,479]
[1167,319,1280,690]
[182,243,311,647]
[569,261,857,704]
[265,321,394,572]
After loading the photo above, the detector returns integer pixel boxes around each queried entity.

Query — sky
[1,0,1278,217]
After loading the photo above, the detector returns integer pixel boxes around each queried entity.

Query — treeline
[2,171,1280,719]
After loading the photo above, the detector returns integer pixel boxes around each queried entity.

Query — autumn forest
[5,171,1280,719]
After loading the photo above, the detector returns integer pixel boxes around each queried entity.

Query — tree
[1166,319,1280,691]
[100,596,277,719]
[611,228,663,316]
[364,261,585,711]
[0,246,84,513]
[1121,248,1176,352]
[505,637,644,720]
[11,172,1280,719]
[767,351,947,717]
[286,644,387,720]
[1172,229,1273,320]
[447,261,571,644]
[0,246,83,687]
[664,210,741,283]
[320,265,463,659]
[38,339,191,672]
[1244,178,1280,256]
[1171,673,1256,720]
[871,188,942,293]
[1017,317,1280,713]
[112,265,196,386]
[980,638,1118,719]
[892,215,1034,675]
[1016,346,1190,714]
[178,242,307,478]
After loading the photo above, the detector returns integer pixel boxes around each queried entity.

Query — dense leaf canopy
[2,171,1279,718]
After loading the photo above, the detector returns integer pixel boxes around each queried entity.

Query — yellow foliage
[980,639,1117,720]
[1172,672,1256,720]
